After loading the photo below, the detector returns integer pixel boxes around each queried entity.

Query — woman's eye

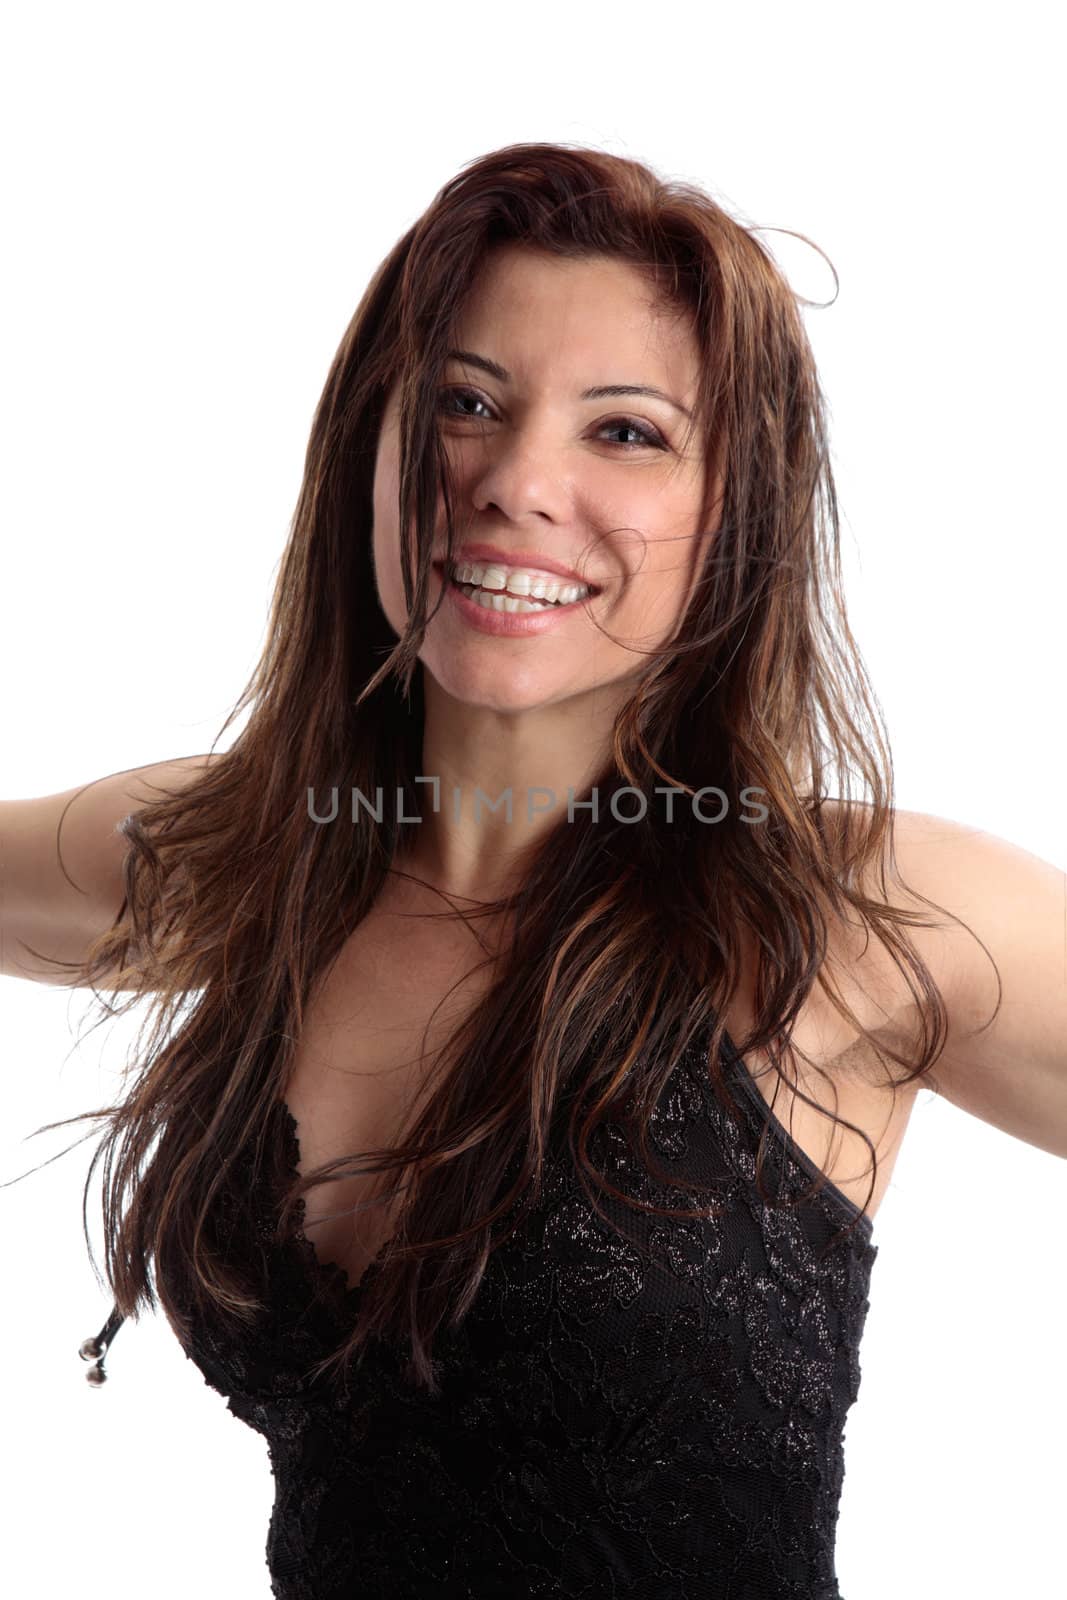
[436,387,667,451]
[599,418,666,451]
[437,386,493,420]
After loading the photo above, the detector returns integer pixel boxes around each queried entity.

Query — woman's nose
[466,427,573,527]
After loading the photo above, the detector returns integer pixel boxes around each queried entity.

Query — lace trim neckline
[270,1017,873,1322]
[272,1098,393,1310]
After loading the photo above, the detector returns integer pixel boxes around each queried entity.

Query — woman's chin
[424,668,568,716]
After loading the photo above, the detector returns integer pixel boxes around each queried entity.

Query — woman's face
[372,245,719,715]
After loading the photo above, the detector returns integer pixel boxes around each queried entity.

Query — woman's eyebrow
[446,349,693,421]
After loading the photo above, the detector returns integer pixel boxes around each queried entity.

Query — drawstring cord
[78,1302,125,1385]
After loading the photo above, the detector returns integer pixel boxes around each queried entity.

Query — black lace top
[176,1021,878,1599]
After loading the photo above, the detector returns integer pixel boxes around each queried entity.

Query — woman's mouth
[441,559,594,612]
[433,559,598,635]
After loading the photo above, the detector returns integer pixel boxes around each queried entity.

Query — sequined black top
[177,1020,878,1599]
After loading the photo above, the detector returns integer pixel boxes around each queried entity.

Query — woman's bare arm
[888,810,1067,1159]
[0,755,216,987]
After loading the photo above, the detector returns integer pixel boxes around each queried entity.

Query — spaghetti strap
[720,1024,874,1236]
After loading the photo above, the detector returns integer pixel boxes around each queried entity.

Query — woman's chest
[281,894,499,1289]
[281,897,922,1290]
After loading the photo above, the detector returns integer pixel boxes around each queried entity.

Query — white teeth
[478,564,510,591]
[451,559,590,605]
[458,585,552,614]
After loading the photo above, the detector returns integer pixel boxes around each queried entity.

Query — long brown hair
[37,142,974,1392]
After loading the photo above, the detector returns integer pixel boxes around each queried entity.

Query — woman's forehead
[450,248,701,405]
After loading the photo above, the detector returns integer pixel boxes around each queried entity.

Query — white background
[2,3,1064,1596]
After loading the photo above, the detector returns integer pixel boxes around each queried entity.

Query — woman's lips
[434,563,594,637]
[440,547,601,592]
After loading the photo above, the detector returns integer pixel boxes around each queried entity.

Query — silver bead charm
[76,1304,125,1385]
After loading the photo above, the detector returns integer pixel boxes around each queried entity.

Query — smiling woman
[3,140,1064,1600]
[372,245,717,697]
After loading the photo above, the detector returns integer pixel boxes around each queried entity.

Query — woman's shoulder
[821,800,1067,1158]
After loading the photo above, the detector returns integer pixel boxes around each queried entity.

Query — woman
[3,142,1064,1598]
